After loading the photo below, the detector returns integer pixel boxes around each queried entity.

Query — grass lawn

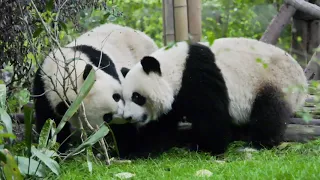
[52,140,320,180]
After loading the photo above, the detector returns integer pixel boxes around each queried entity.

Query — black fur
[141,56,162,76]
[55,100,71,117]
[33,45,120,153]
[121,67,130,78]
[173,43,232,155]
[83,64,93,80]
[72,45,120,83]
[248,84,291,148]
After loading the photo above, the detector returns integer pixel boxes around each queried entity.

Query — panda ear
[121,67,130,78]
[141,56,161,76]
[83,64,93,80]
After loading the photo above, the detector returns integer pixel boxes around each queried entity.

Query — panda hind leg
[248,84,291,149]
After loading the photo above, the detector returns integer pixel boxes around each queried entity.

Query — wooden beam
[174,0,189,41]
[284,124,320,142]
[162,0,175,45]
[260,3,297,44]
[285,0,320,19]
[187,0,202,43]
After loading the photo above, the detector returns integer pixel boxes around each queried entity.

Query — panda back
[210,37,308,124]
[67,23,158,70]
[40,47,89,109]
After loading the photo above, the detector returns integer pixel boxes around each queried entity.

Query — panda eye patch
[132,92,146,106]
[112,93,121,102]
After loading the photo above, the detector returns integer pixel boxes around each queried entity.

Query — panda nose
[125,116,132,122]
[103,113,113,123]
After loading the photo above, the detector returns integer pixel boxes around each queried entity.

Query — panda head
[48,59,126,127]
[82,63,126,125]
[121,56,175,126]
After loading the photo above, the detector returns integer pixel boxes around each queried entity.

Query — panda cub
[33,23,158,153]
[119,37,308,157]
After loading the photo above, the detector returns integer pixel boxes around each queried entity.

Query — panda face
[82,64,125,126]
[121,56,175,126]
[42,53,126,129]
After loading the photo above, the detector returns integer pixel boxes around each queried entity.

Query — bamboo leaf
[69,124,109,155]
[0,108,14,141]
[38,119,54,149]
[54,67,96,136]
[31,146,60,176]
[15,156,46,178]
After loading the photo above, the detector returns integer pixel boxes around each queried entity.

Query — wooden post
[187,0,202,43]
[308,20,320,55]
[174,0,189,42]
[291,19,309,68]
[305,20,320,80]
[162,0,175,45]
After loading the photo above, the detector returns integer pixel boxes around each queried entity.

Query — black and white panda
[33,23,158,153]
[117,37,308,158]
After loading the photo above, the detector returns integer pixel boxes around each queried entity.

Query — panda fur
[67,23,158,73]
[118,37,308,158]
[33,23,158,153]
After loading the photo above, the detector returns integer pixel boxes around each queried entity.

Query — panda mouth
[142,114,148,122]
[127,114,148,124]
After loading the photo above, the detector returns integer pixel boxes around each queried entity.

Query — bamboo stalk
[174,0,189,41]
[187,0,202,42]
[162,0,175,45]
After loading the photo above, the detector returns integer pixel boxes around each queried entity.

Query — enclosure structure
[162,0,320,143]
[162,0,202,45]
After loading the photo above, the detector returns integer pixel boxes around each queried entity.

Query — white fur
[122,37,308,126]
[41,47,124,130]
[211,37,308,124]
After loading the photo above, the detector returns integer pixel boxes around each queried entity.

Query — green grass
[54,140,320,180]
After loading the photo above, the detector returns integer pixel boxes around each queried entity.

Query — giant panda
[117,37,308,158]
[33,23,158,153]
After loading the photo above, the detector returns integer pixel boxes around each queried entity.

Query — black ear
[121,67,130,78]
[141,56,161,76]
[83,64,93,80]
